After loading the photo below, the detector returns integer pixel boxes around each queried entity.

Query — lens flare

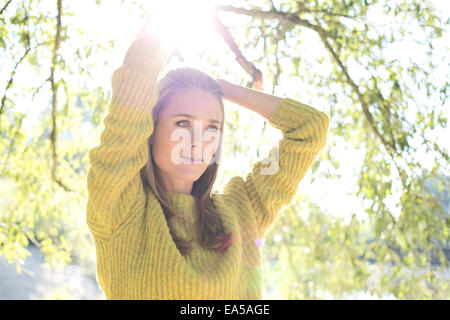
[145,0,217,53]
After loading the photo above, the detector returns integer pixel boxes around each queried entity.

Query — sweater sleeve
[223,98,329,238]
[86,35,171,238]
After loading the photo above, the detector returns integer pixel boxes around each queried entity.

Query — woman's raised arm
[86,21,172,239]
[218,80,329,238]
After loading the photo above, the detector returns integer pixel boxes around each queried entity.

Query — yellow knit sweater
[86,35,330,300]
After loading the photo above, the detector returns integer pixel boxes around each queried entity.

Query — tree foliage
[0,0,448,298]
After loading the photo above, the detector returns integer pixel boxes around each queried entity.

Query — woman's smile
[180,155,203,163]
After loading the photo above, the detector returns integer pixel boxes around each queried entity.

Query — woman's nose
[188,128,215,146]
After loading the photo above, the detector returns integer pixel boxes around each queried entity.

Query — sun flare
[145,0,218,53]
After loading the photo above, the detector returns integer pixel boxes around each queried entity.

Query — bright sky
[3,0,449,224]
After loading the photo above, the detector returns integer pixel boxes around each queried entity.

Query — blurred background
[0,0,448,299]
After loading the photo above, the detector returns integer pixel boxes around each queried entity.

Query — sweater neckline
[167,191,196,216]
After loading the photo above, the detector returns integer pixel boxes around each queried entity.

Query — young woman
[86,20,329,300]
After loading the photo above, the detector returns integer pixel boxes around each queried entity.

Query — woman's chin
[173,166,205,181]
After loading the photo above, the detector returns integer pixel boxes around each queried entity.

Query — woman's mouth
[181,156,202,163]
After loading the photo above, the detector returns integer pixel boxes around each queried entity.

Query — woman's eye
[176,120,190,127]
[176,120,219,132]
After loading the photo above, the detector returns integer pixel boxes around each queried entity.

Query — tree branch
[0,46,31,128]
[212,10,262,90]
[215,4,322,32]
[214,5,400,157]
[0,39,50,127]
[0,0,13,16]
[302,8,358,20]
[0,113,25,175]
[49,0,71,192]
[318,31,398,154]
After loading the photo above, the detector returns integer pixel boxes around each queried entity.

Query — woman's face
[151,87,223,189]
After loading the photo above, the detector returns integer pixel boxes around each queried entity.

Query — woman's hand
[217,79,235,101]
[122,13,174,69]
[129,13,175,57]
[216,78,281,120]
[135,14,162,42]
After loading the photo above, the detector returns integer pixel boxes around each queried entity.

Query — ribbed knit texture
[86,35,330,300]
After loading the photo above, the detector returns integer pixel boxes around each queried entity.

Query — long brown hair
[140,67,233,256]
